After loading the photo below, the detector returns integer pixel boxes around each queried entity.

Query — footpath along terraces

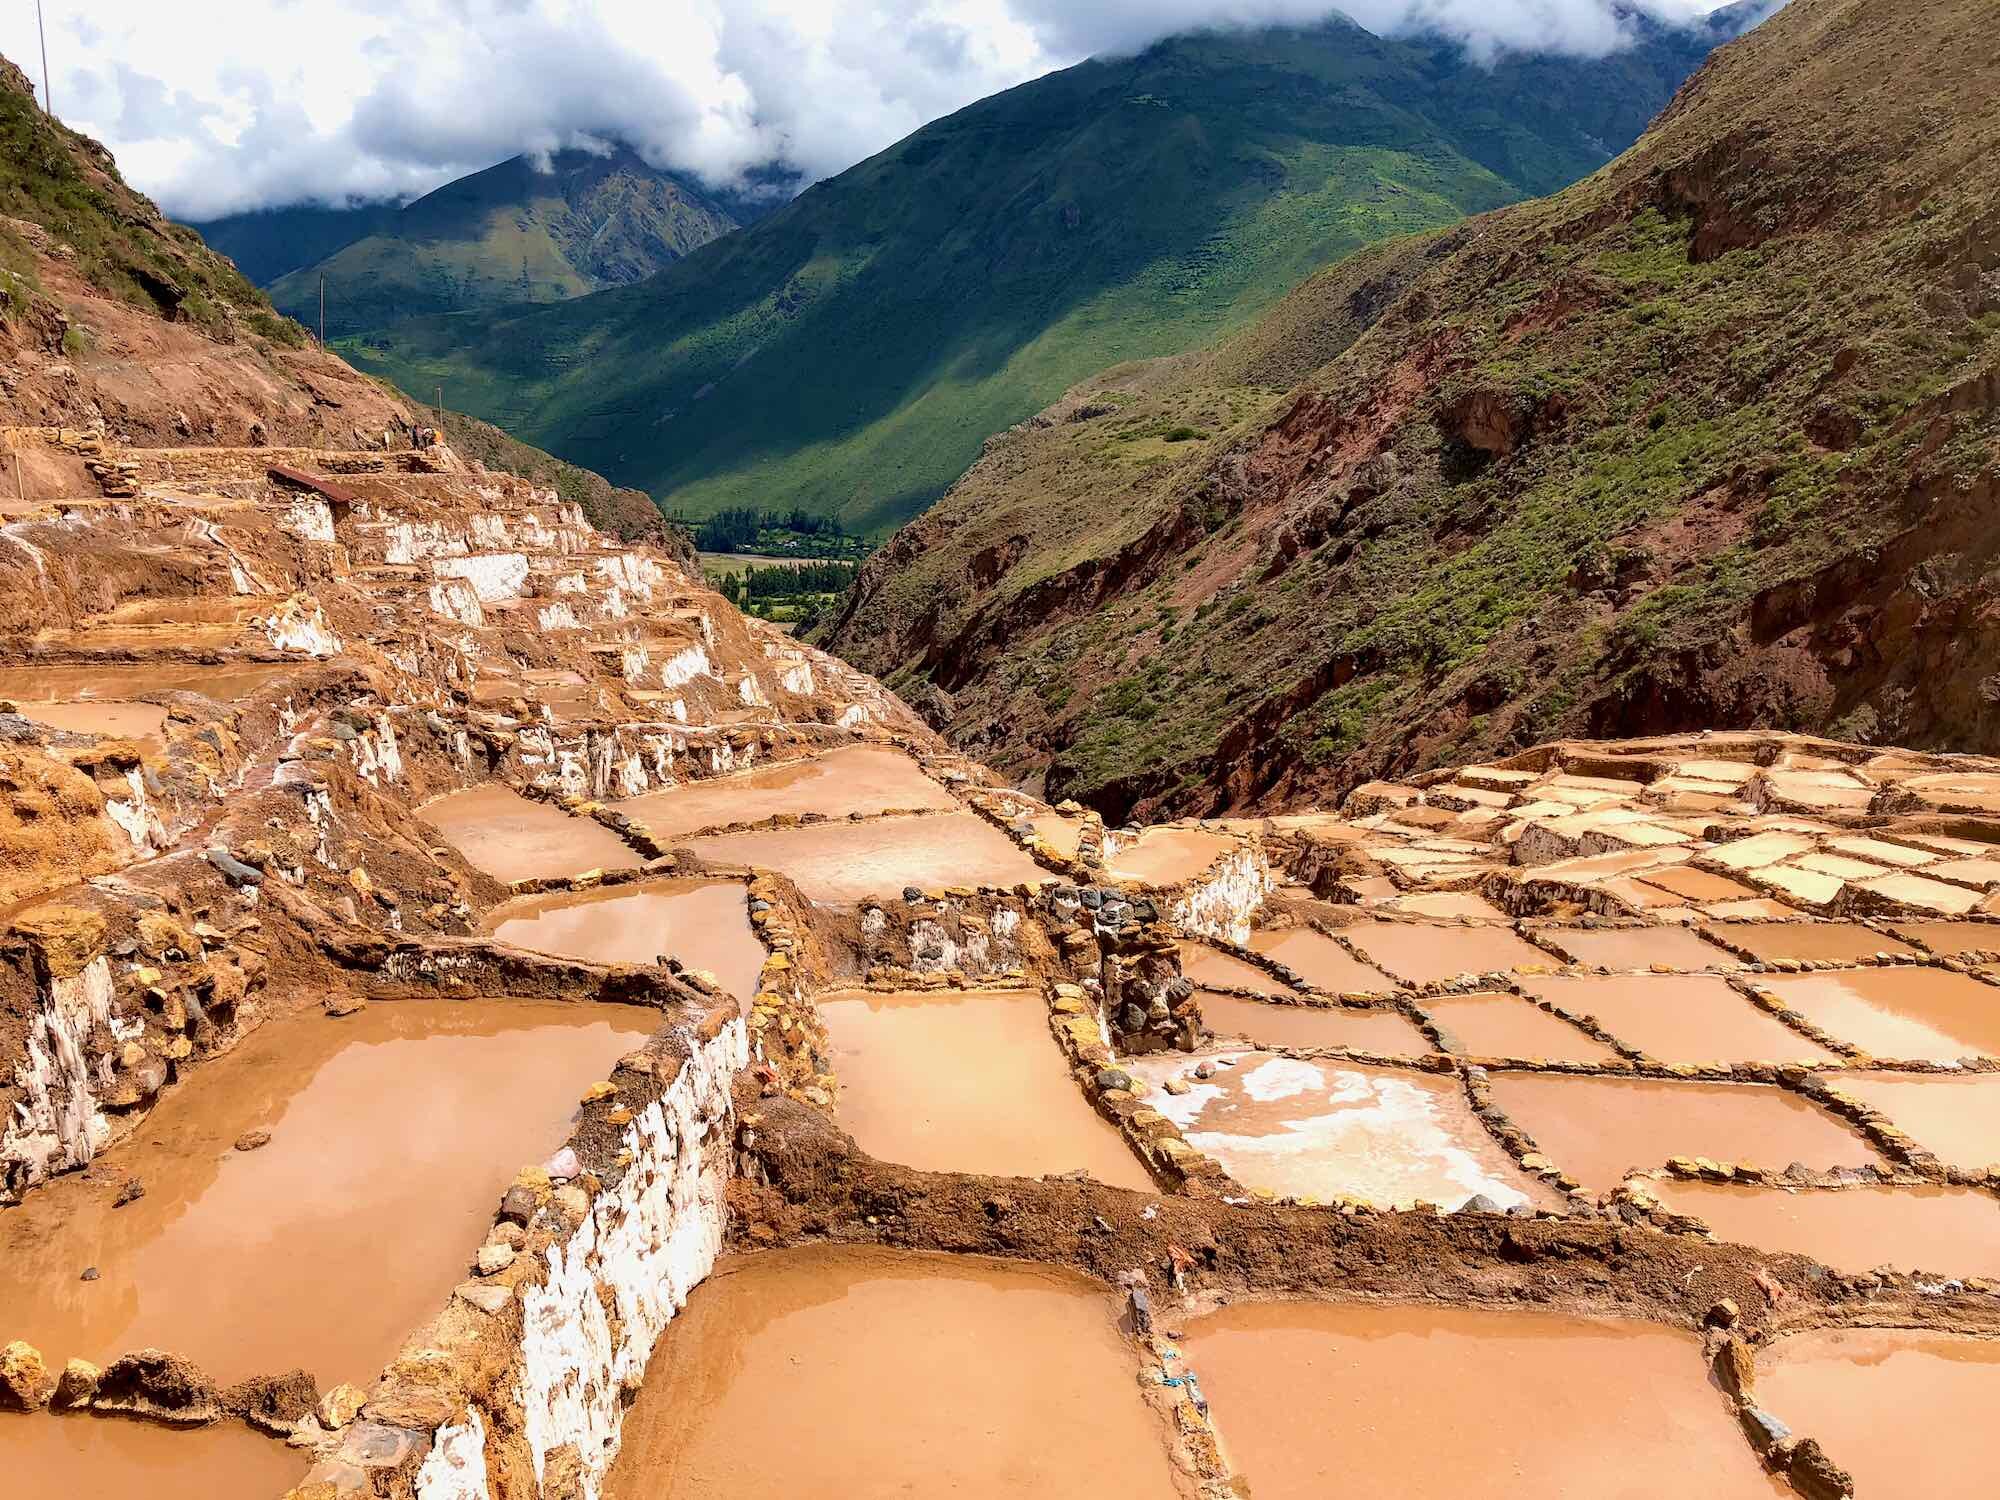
[0,432,1996,1498]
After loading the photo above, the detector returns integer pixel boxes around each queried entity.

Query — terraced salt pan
[1198,991,1431,1054]
[1539,925,1736,972]
[1102,825,1235,886]
[818,988,1152,1188]
[682,811,1045,903]
[1890,920,2000,957]
[1130,1051,1556,1210]
[1758,968,2000,1060]
[1833,1071,2000,1171]
[1343,921,1551,985]
[486,879,767,1008]
[1656,1180,2000,1279]
[1485,1073,1881,1193]
[605,1247,1184,1499]
[1184,1301,1787,1499]
[0,662,292,749]
[608,744,956,838]
[1179,941,1294,996]
[1707,922,1917,965]
[1245,928,1394,993]
[0,1000,657,1386]
[1420,992,1620,1064]
[1757,1330,2000,1497]
[1518,974,1838,1065]
[420,782,643,883]
[8,1412,306,1498]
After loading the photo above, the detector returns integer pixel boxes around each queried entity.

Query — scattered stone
[234,1128,273,1152]
[498,1184,540,1226]
[476,1243,517,1276]
[93,1348,222,1425]
[455,1280,514,1316]
[544,1146,581,1180]
[113,1176,146,1207]
[1706,1297,1740,1328]
[318,1382,368,1431]
[579,1081,617,1105]
[53,1358,100,1409]
[324,993,367,1017]
[0,1340,58,1411]
[1459,1194,1505,1214]
[79,1266,99,1281]
[230,1367,321,1435]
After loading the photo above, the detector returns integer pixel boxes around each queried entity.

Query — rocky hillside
[818,0,2000,822]
[337,11,1757,537]
[0,55,411,452]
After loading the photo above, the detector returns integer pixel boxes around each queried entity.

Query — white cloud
[0,0,1750,220]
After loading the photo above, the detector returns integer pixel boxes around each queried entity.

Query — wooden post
[436,386,444,434]
[35,0,51,118]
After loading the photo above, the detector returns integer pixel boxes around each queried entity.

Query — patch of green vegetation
[338,19,1719,536]
[0,76,273,329]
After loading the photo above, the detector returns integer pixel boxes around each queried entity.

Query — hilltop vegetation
[190,147,739,342]
[335,14,1747,535]
[819,0,2000,819]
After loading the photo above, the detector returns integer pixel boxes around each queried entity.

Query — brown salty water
[420,783,643,883]
[1517,974,1838,1065]
[1833,1071,2000,1170]
[1420,992,1620,1064]
[4,1412,306,1499]
[1539,925,1736,972]
[1179,941,1295,996]
[1655,1180,2000,1279]
[818,988,1153,1189]
[13,698,171,749]
[1198,991,1431,1055]
[1706,922,1917,965]
[1343,922,1552,985]
[0,662,292,704]
[604,1246,1186,1499]
[609,744,957,839]
[0,1000,657,1386]
[487,879,766,1007]
[1757,967,2000,1060]
[1484,1073,1881,1193]
[1246,928,1396,994]
[682,812,1046,903]
[1184,1300,1789,1499]
[1103,826,1236,886]
[1757,1329,2000,1497]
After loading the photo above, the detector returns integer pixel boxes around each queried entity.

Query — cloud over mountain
[0,1,1756,218]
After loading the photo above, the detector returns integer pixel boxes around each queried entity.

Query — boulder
[317,1382,368,1431]
[0,1340,57,1410]
[53,1358,100,1409]
[229,1367,321,1435]
[93,1348,222,1425]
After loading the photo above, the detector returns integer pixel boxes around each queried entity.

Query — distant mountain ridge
[334,9,1761,535]
[815,0,2000,821]
[187,145,745,339]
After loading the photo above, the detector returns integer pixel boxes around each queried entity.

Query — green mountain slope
[818,0,2000,820]
[338,14,1746,537]
[216,147,739,340]
[184,201,402,286]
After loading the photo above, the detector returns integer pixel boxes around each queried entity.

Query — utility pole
[318,274,326,353]
[35,0,51,118]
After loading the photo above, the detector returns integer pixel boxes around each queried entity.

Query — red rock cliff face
[820,0,2000,824]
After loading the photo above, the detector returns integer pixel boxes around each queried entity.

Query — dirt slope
[819,0,2000,822]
